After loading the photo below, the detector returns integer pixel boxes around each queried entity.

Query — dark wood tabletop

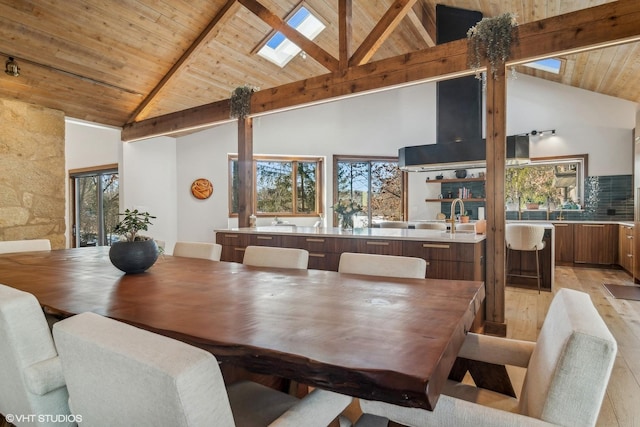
[0,247,485,410]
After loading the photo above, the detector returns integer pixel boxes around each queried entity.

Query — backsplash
[505,174,633,221]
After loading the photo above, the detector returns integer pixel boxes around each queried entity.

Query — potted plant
[467,12,518,79]
[460,211,470,223]
[332,199,363,230]
[109,209,159,274]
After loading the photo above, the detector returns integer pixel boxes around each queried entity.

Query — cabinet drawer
[249,234,282,247]
[354,239,403,255]
[403,241,475,262]
[308,252,339,271]
[281,236,336,253]
[216,232,251,247]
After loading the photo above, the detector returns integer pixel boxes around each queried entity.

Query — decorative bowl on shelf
[455,169,467,179]
[435,174,444,180]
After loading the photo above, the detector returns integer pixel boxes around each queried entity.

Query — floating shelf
[425,177,485,184]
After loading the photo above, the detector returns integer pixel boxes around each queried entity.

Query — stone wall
[0,98,66,249]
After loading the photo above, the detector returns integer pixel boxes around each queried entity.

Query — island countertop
[215,226,486,243]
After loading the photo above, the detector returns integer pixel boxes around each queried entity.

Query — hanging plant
[229,85,256,119]
[467,12,518,80]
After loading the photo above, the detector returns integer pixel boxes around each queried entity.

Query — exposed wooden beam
[349,0,418,67]
[122,99,231,142]
[407,1,436,47]
[238,0,339,72]
[338,0,353,70]
[127,0,239,123]
[123,0,640,141]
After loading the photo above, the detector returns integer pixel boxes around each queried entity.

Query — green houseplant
[109,209,159,274]
[467,12,518,79]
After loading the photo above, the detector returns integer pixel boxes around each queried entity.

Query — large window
[334,156,407,227]
[70,165,119,247]
[229,155,323,216]
[506,154,586,210]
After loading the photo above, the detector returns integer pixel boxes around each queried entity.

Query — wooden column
[484,66,507,336]
[237,117,253,228]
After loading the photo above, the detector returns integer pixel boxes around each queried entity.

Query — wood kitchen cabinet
[573,223,617,265]
[554,223,574,265]
[618,224,633,274]
[403,240,484,281]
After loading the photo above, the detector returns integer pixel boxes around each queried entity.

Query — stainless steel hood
[398,135,530,172]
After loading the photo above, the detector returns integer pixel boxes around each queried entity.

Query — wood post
[484,66,507,336]
[237,117,253,228]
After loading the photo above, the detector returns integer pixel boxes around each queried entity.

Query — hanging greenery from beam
[229,85,256,119]
[467,12,519,80]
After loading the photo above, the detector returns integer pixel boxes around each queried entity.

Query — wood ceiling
[0,0,637,134]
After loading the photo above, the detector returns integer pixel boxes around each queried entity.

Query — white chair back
[173,241,222,261]
[243,246,309,269]
[518,288,616,425]
[505,224,545,251]
[0,284,71,426]
[414,222,446,231]
[0,239,51,254]
[455,223,476,232]
[338,252,426,279]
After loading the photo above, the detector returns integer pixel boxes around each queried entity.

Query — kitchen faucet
[450,198,465,234]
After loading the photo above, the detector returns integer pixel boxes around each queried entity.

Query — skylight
[523,58,563,74]
[257,6,325,68]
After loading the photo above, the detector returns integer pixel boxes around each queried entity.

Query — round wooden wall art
[191,178,213,200]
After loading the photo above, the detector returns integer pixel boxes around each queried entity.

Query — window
[334,156,407,227]
[506,155,586,210]
[229,155,323,216]
[70,166,119,247]
[256,5,326,68]
[523,58,563,74]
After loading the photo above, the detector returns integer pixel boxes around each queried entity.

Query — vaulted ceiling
[0,0,637,134]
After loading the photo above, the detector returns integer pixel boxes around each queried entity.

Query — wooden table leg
[448,357,516,397]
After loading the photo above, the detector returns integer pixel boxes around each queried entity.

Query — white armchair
[243,246,309,269]
[0,284,71,427]
[173,241,222,261]
[355,288,617,427]
[53,312,351,427]
[0,239,51,254]
[338,252,427,279]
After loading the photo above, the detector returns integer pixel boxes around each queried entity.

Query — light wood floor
[506,266,640,427]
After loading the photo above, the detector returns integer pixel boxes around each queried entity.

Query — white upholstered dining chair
[338,252,427,279]
[0,284,71,427]
[52,312,351,427]
[505,223,546,294]
[242,246,309,269]
[173,241,222,261]
[0,239,51,254]
[354,288,617,427]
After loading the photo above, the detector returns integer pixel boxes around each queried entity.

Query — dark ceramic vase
[109,240,159,274]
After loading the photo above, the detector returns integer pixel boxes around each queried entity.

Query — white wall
[66,74,637,244]
[64,118,122,248]
[121,136,178,251]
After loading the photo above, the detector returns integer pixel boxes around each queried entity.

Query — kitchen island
[215,226,485,282]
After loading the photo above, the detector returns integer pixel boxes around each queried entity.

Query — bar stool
[505,224,546,294]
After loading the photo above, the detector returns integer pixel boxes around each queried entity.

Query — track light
[529,129,556,137]
[5,56,19,77]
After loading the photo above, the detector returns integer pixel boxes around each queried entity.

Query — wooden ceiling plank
[237,0,339,72]
[123,0,640,140]
[127,0,239,123]
[338,0,353,69]
[349,0,419,67]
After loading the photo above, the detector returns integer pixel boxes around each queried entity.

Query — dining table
[0,247,485,410]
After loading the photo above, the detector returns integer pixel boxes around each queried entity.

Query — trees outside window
[70,166,119,247]
[334,156,406,227]
[229,156,322,216]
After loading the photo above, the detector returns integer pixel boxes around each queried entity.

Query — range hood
[398,5,530,173]
[399,135,530,172]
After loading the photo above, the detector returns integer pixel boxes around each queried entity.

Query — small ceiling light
[530,129,556,137]
[300,51,307,60]
[5,56,19,77]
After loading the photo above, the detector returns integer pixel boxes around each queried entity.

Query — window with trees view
[229,156,322,216]
[70,166,119,247]
[334,156,406,227]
